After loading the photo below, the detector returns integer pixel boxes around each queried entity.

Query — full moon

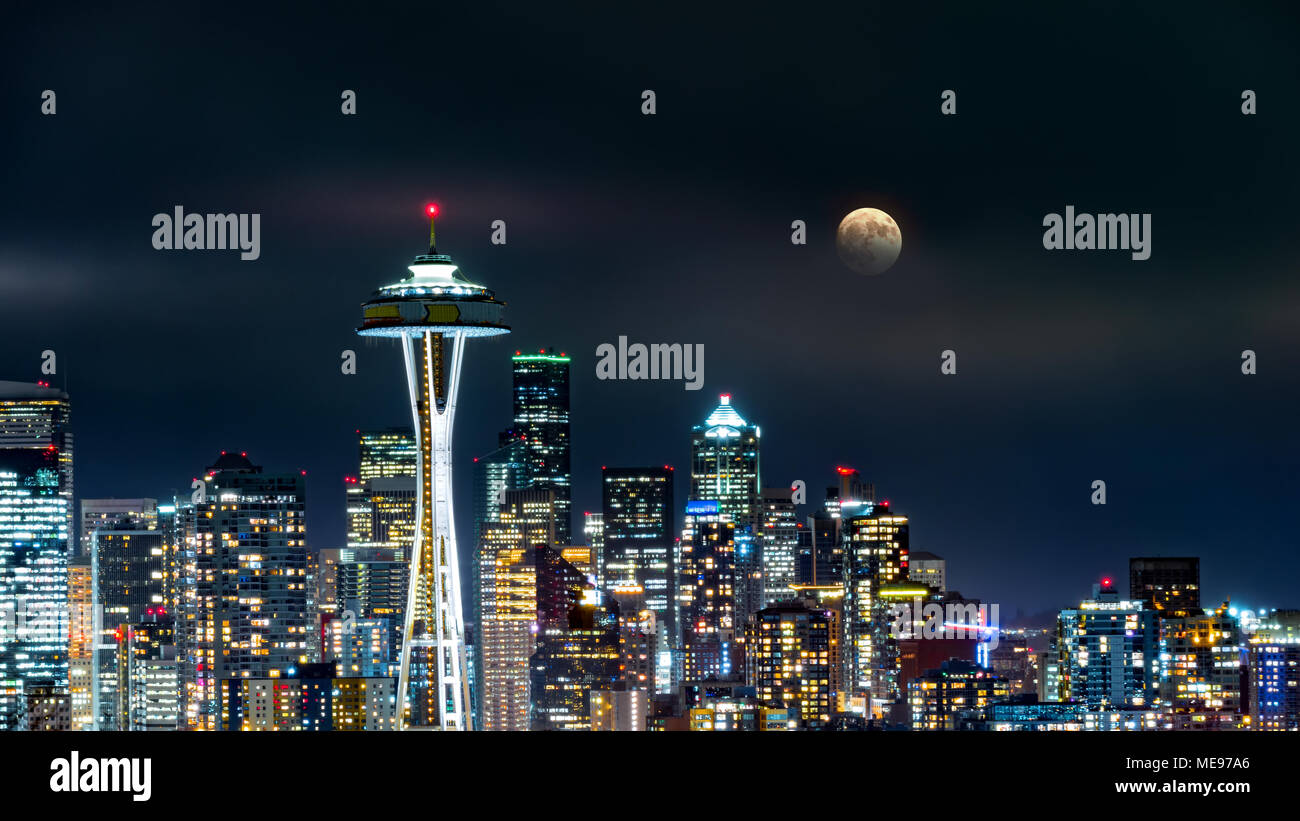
[836,207,902,275]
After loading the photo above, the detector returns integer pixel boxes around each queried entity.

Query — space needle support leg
[397,332,425,730]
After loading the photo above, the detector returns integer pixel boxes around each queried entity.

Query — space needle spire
[357,204,510,730]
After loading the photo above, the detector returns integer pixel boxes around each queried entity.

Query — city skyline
[5,357,1287,624]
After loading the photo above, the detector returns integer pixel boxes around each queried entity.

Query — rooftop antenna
[425,203,439,253]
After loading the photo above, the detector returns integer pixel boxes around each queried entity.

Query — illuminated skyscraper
[530,594,620,731]
[0,381,72,727]
[841,500,909,711]
[512,351,572,545]
[609,583,657,693]
[92,519,166,730]
[677,508,738,680]
[477,488,554,730]
[358,427,418,481]
[759,488,799,605]
[347,429,417,557]
[602,467,676,645]
[746,600,835,728]
[1157,603,1243,730]
[691,395,761,629]
[357,206,509,730]
[1052,580,1159,709]
[584,512,605,588]
[116,613,179,731]
[336,546,409,676]
[689,395,760,527]
[182,452,309,730]
[470,430,526,666]
[317,547,342,620]
[67,557,95,730]
[1249,641,1300,731]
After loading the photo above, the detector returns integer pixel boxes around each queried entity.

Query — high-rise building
[91,518,166,730]
[477,488,555,730]
[93,521,167,626]
[346,429,418,565]
[1052,580,1159,709]
[356,210,509,730]
[690,394,760,630]
[80,498,157,559]
[0,381,73,728]
[797,499,842,587]
[530,595,621,731]
[1129,557,1200,617]
[1157,603,1243,730]
[677,508,738,681]
[335,546,409,675]
[841,500,909,710]
[745,600,835,728]
[602,467,675,645]
[537,545,589,630]
[346,478,417,552]
[116,613,179,731]
[317,547,342,620]
[470,430,527,666]
[584,512,606,588]
[181,452,309,730]
[759,488,799,604]
[512,351,571,545]
[689,394,760,527]
[1249,642,1300,731]
[609,583,657,693]
[358,428,418,480]
[67,557,95,730]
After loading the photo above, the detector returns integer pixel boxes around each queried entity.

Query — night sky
[3,3,1298,620]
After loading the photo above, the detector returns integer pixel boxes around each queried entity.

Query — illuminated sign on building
[685,500,719,515]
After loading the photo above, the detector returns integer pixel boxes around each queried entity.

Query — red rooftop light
[1102,576,1113,588]
[426,203,439,217]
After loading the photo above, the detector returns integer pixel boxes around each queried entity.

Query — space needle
[357,204,509,730]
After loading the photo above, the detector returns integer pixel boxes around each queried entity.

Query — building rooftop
[910,551,944,561]
[701,394,747,429]
[0,380,69,401]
